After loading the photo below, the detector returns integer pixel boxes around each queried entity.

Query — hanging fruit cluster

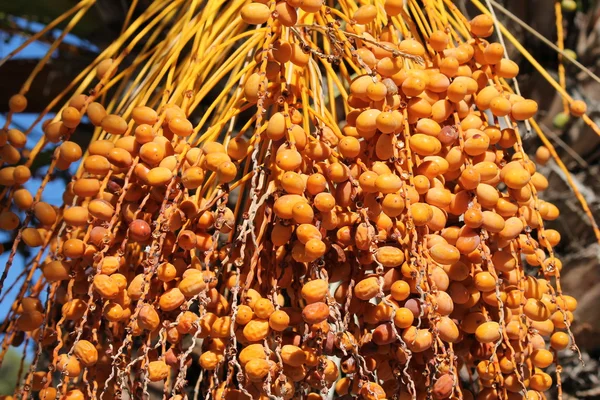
[0,0,598,399]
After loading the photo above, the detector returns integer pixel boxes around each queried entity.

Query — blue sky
[0,17,98,59]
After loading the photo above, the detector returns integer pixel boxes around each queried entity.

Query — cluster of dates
[0,0,583,399]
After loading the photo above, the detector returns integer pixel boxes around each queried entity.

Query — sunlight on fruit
[0,0,598,399]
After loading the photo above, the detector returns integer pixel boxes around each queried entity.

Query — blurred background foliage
[0,349,29,395]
